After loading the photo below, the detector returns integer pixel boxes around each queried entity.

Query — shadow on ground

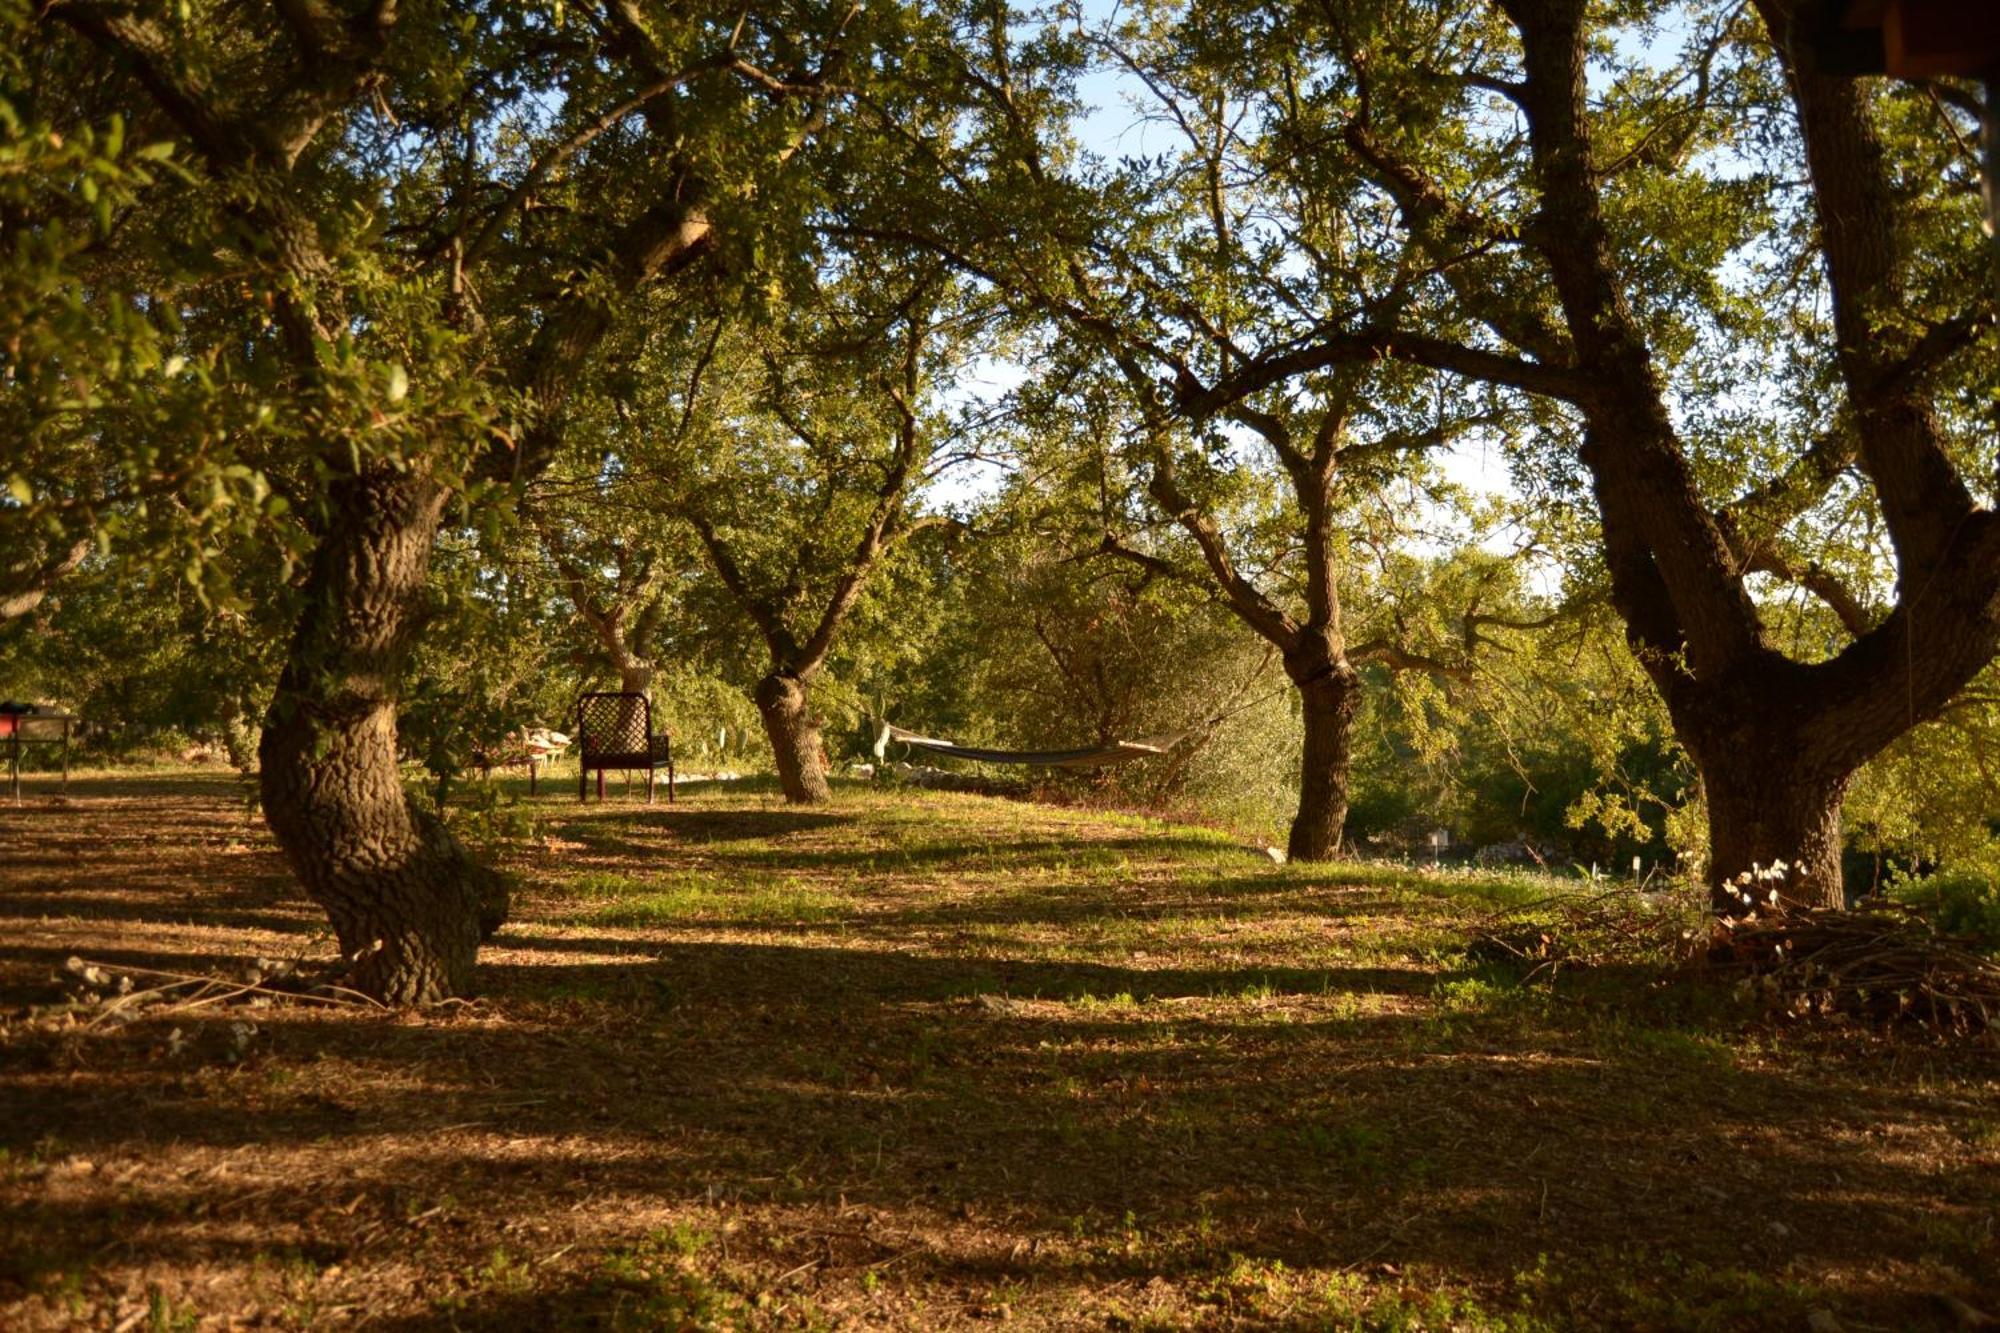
[2,777,1996,1329]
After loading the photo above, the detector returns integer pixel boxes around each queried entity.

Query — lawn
[2,772,1995,1329]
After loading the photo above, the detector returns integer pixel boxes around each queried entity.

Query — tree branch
[1349,637,1473,681]
[1176,328,1587,417]
[1146,449,1299,648]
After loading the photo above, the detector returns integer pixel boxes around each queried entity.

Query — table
[475,728,570,796]
[2,705,77,803]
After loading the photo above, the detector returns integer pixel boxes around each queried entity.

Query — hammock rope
[878,724,1174,769]
[875,671,1294,770]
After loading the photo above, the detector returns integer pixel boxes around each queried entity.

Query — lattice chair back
[575,692,675,804]
[577,692,651,761]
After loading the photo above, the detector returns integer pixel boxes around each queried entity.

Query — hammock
[878,724,1176,769]
[874,656,1291,771]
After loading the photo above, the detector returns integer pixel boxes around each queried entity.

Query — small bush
[1892,869,2000,953]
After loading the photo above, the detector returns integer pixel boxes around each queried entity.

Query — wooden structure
[1810,2,2000,284]
[476,727,569,796]
[1813,0,2000,78]
[2,703,77,804]
[575,693,674,804]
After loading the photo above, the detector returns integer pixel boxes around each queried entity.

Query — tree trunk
[1701,758,1849,913]
[609,658,654,754]
[1287,664,1361,862]
[258,470,506,1005]
[755,670,830,804]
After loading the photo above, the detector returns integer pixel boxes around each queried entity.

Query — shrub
[1893,869,2000,954]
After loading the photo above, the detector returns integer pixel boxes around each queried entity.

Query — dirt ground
[2,771,1996,1330]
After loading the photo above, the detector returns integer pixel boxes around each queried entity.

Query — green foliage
[1892,870,2000,954]
[1845,668,2000,876]
[936,499,1301,838]
[648,663,768,772]
[12,0,1999,917]
[0,553,278,765]
[398,532,573,800]
[0,43,284,616]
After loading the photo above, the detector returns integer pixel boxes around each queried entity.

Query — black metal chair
[575,693,675,804]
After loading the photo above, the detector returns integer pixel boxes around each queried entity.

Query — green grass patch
[560,868,846,926]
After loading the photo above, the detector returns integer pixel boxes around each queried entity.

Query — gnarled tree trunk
[610,658,656,763]
[756,670,830,804]
[259,470,506,1005]
[0,535,90,621]
[1287,658,1362,862]
[1700,759,1848,912]
[1669,669,1856,911]
[617,659,654,696]
[1482,0,2000,921]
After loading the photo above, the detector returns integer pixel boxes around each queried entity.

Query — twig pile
[1472,876,2000,1035]
[16,955,387,1036]
[1707,901,2000,1035]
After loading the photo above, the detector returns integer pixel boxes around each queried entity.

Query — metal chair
[575,693,675,804]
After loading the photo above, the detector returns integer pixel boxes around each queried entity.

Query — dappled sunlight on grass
[3,774,1997,1328]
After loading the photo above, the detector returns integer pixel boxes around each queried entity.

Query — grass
[563,869,846,926]
[0,770,1996,1329]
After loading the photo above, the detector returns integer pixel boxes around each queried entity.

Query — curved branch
[1176,328,1587,417]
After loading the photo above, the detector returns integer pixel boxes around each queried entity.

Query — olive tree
[37,0,865,999]
[1206,0,1999,905]
[610,268,994,802]
[862,3,1550,858]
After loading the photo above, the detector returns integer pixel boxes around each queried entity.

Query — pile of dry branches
[1472,879,2000,1035]
[1708,900,2000,1035]
[12,955,386,1039]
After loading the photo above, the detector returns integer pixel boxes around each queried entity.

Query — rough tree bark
[53,0,797,1001]
[755,670,831,804]
[258,470,507,1005]
[1668,662,1853,908]
[542,535,665,761]
[1700,761,1849,911]
[538,517,667,702]
[1070,187,1489,862]
[1287,654,1363,862]
[1107,457,1372,863]
[686,303,939,806]
[1114,399,1465,863]
[1425,0,2000,908]
[692,499,853,808]
[616,659,655,696]
[0,536,90,621]
[48,5,508,1003]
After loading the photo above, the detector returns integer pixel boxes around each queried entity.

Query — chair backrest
[576,693,651,758]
